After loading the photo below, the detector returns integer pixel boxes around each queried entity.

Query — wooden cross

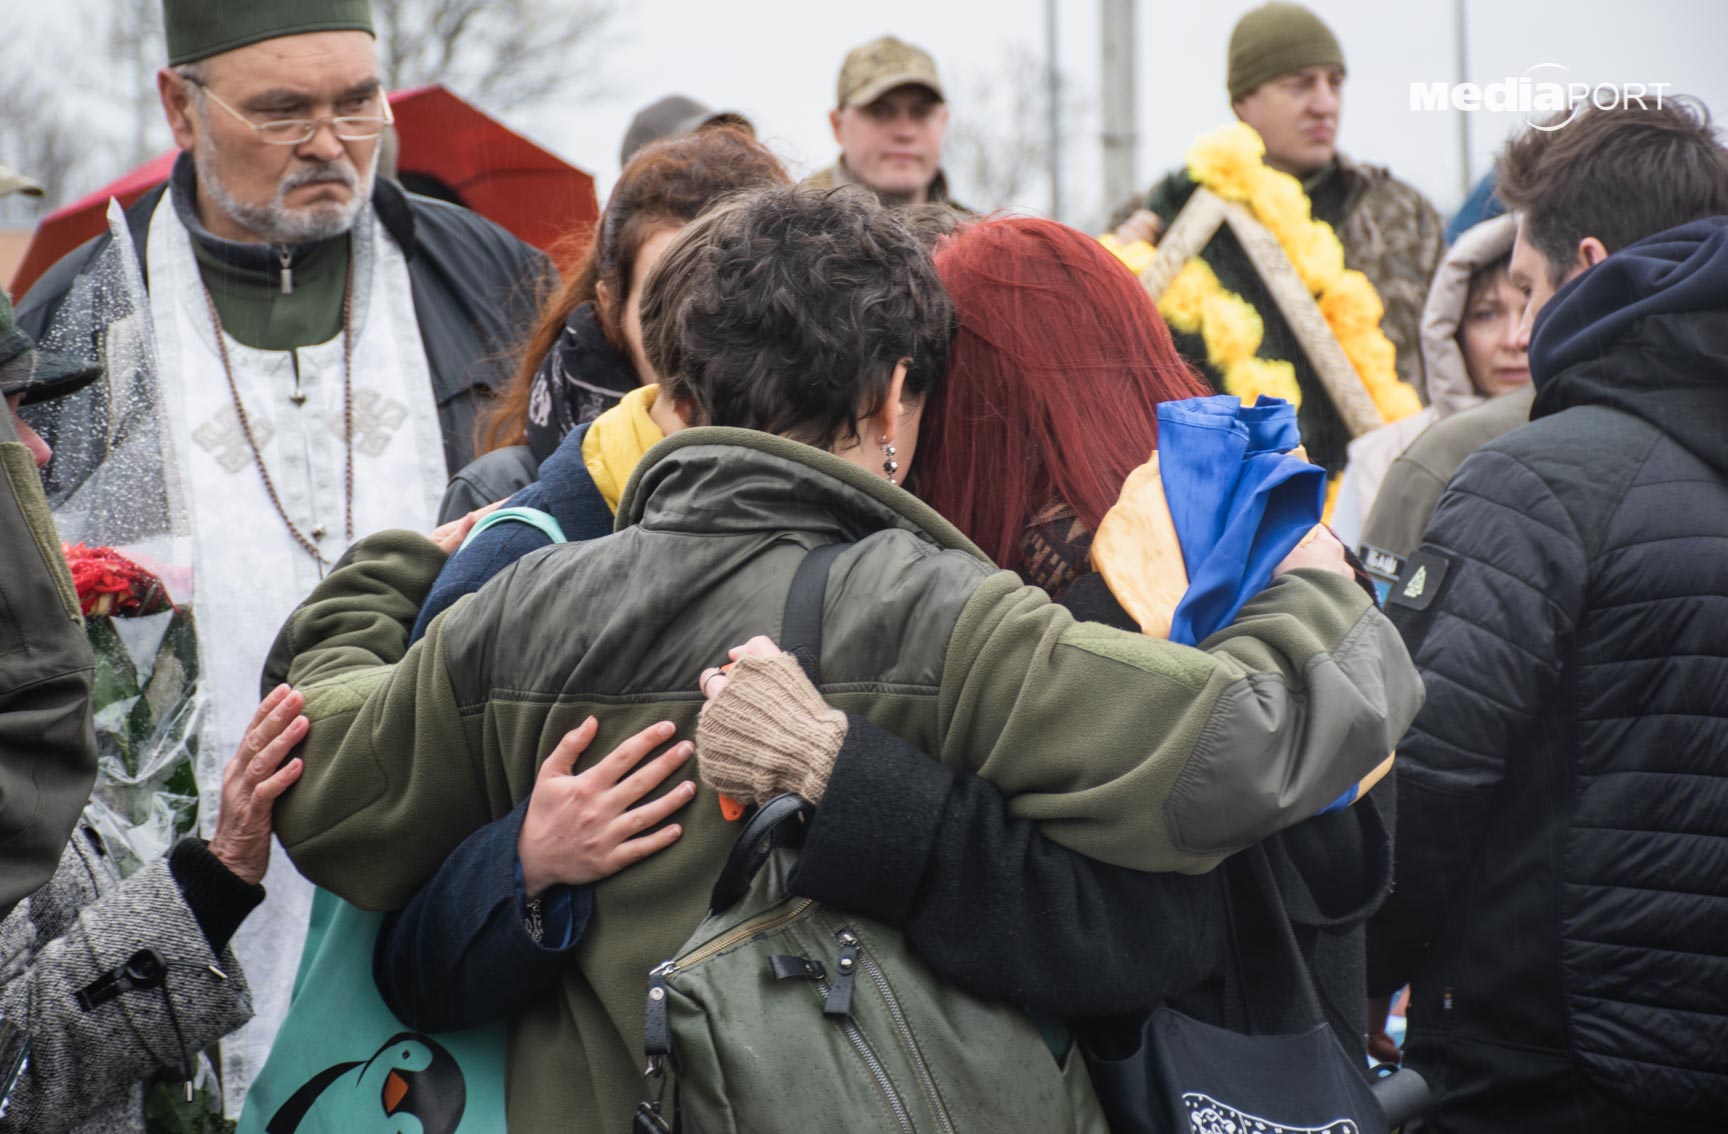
[1139,186,1386,437]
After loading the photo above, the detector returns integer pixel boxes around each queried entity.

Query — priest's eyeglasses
[186,80,394,145]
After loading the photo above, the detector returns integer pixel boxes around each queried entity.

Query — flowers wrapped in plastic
[63,543,202,876]
[27,202,211,877]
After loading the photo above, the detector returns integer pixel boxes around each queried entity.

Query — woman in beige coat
[1330,215,1528,554]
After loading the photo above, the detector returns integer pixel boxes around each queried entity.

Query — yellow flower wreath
[1101,122,1418,426]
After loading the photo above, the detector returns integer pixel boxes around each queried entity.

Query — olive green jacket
[272,428,1421,1131]
[0,412,95,921]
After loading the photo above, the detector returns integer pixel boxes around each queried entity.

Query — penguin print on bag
[266,1031,467,1134]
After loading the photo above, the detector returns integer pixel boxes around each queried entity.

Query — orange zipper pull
[711,661,747,821]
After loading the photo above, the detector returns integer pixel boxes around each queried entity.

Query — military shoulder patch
[1359,544,1404,583]
[1387,547,1454,612]
[1358,543,1405,606]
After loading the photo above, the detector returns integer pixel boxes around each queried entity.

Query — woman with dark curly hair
[411,128,788,636]
[695,216,1396,1076]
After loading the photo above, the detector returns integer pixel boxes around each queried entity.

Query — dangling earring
[880,434,899,483]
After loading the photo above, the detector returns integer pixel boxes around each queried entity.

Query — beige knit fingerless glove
[696,652,848,805]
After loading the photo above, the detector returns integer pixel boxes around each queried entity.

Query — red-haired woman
[696,217,1389,1069]
[915,214,1209,593]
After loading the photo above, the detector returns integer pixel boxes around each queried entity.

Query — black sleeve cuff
[793,716,952,927]
[1056,572,1137,629]
[167,837,265,955]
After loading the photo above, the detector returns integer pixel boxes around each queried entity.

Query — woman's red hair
[918,217,1209,573]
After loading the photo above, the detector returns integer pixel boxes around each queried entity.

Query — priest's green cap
[165,0,376,67]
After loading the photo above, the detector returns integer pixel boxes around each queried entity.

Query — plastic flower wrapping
[21,201,207,876]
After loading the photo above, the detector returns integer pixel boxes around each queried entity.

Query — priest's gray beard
[196,134,376,245]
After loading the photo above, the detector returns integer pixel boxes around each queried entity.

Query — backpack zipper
[659,898,815,976]
[838,926,958,1134]
[814,971,916,1134]
[652,901,932,1134]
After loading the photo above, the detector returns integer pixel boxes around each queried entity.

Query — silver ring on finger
[701,670,727,697]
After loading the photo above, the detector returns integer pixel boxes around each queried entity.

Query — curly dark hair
[1497,96,1728,285]
[640,185,953,451]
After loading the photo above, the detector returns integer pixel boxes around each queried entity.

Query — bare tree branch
[89,0,167,167]
[375,0,617,110]
[946,46,1085,217]
[0,64,91,220]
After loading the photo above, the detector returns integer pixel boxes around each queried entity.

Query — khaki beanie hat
[1227,2,1345,101]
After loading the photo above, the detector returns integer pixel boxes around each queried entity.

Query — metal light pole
[1455,0,1472,200]
[1047,0,1064,220]
[1101,0,1139,217]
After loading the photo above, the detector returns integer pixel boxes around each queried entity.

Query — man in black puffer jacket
[1366,99,1728,1132]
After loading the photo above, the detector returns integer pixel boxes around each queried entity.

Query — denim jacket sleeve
[410,521,557,643]
[373,797,592,1032]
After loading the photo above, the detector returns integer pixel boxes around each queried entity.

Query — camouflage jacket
[803,158,973,214]
[1144,155,1445,472]
[1330,156,1448,396]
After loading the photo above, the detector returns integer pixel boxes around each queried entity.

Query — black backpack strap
[780,542,848,686]
[704,542,846,912]
[708,794,817,912]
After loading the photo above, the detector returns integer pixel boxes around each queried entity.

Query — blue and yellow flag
[1093,395,1387,812]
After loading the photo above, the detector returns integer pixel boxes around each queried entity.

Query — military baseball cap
[0,291,103,407]
[836,35,944,109]
[620,95,755,167]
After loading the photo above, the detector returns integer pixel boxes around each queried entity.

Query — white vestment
[146,188,448,1114]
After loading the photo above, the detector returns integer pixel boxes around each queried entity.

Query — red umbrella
[10,84,598,297]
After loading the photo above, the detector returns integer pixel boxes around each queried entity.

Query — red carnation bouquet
[64,542,172,618]
[64,543,202,874]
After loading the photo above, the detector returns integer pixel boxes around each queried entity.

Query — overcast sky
[509,0,1728,226]
[12,0,1727,232]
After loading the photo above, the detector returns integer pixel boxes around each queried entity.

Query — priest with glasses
[15,0,546,1110]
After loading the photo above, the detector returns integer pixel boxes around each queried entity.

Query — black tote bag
[1084,844,1387,1134]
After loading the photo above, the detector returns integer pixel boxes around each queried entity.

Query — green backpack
[636,544,1109,1134]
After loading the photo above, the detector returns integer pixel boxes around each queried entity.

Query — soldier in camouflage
[805,35,971,213]
[1116,2,1444,472]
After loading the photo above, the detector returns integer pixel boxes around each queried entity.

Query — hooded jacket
[1331,215,1518,552]
[374,398,1393,1061]
[1366,216,1728,1130]
[269,428,1419,1130]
